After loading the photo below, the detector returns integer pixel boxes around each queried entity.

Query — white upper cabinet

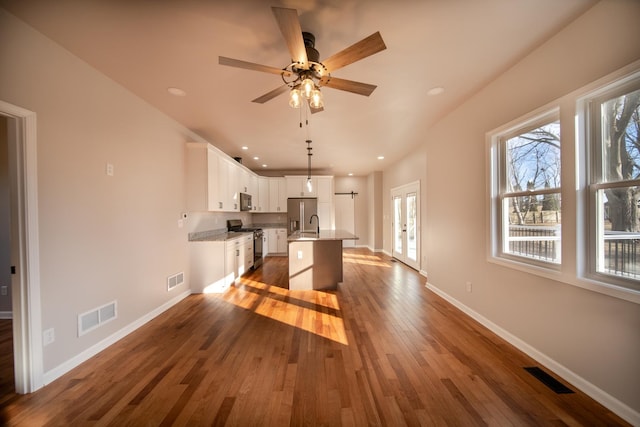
[257,177,269,212]
[249,174,259,200]
[187,143,332,216]
[269,178,287,212]
[186,143,224,211]
[286,176,317,197]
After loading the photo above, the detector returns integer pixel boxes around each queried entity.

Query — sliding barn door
[335,194,355,248]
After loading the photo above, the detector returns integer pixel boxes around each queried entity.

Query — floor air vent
[524,367,574,394]
[78,301,117,336]
[167,272,184,291]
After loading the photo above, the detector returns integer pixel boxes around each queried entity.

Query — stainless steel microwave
[240,192,252,211]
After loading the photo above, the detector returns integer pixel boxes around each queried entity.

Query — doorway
[0,100,43,394]
[335,194,355,248]
[391,181,420,270]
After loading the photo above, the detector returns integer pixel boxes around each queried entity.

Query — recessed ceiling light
[252,156,259,160]
[241,146,249,150]
[167,87,186,96]
[377,156,385,160]
[348,173,353,176]
[427,87,444,96]
[262,164,267,168]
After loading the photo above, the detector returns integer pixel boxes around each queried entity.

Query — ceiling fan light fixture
[310,89,323,109]
[289,88,302,108]
[300,77,315,99]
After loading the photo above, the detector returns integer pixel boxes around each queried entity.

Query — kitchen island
[287,230,358,291]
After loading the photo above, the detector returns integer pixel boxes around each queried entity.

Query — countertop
[188,230,253,242]
[287,230,359,241]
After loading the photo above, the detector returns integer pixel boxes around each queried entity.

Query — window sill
[488,256,640,305]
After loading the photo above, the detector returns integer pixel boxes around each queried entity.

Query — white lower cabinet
[267,228,288,255]
[189,241,226,293]
[224,234,253,286]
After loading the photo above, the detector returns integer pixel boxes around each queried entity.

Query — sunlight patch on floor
[218,279,348,345]
[343,253,390,267]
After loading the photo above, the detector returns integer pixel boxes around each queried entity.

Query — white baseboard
[425,282,640,426]
[419,269,428,278]
[43,289,191,385]
[0,311,12,319]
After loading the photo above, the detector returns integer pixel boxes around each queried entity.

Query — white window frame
[488,107,562,272]
[578,70,640,293]
[487,62,640,305]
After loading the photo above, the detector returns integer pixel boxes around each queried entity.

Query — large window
[490,110,561,267]
[585,75,640,291]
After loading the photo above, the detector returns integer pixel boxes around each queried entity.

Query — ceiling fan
[219,6,387,113]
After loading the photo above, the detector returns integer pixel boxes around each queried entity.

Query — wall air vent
[167,272,184,291]
[78,301,117,336]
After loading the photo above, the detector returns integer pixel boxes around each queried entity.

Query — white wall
[0,8,206,372]
[382,0,640,419]
[367,171,383,251]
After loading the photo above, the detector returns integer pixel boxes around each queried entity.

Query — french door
[391,181,420,270]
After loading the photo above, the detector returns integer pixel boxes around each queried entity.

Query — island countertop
[287,229,359,241]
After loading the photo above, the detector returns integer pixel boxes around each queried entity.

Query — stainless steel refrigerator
[287,198,318,233]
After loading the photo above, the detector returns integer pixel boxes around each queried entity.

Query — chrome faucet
[309,214,319,234]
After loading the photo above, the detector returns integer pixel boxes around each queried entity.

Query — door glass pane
[406,192,417,262]
[393,196,402,254]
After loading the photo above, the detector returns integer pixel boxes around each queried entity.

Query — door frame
[391,181,421,270]
[1,100,44,393]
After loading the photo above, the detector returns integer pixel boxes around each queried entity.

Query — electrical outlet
[0,286,7,296]
[297,250,303,260]
[466,281,472,293]
[43,328,55,346]
[105,163,114,176]
[178,219,184,228]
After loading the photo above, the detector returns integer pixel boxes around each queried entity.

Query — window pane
[503,194,561,263]
[601,88,640,183]
[506,121,561,193]
[597,186,640,278]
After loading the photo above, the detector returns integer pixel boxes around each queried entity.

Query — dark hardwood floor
[0,249,629,426]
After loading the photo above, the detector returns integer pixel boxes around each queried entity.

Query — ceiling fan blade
[252,85,290,104]
[321,31,386,73]
[271,7,308,69]
[219,56,292,77]
[319,76,377,96]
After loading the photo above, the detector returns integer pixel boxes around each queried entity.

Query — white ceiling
[1,0,597,176]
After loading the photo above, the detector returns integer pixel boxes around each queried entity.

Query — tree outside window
[502,119,561,263]
[592,86,640,282]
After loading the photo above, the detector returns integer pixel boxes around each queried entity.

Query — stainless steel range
[227,219,263,269]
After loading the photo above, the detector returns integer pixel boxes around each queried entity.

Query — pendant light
[306,139,313,192]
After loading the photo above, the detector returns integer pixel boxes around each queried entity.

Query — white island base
[287,230,358,291]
